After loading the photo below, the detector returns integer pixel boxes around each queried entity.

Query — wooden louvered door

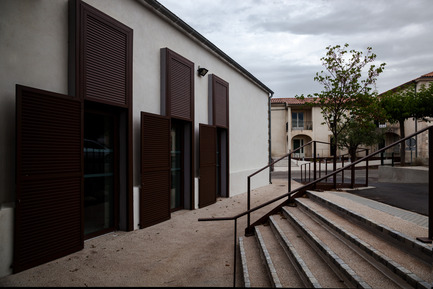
[140,112,171,228]
[199,124,217,208]
[15,85,83,273]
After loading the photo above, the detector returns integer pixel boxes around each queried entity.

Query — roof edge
[379,71,433,96]
[139,0,274,95]
[271,97,318,105]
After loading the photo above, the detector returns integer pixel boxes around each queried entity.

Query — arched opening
[291,135,312,159]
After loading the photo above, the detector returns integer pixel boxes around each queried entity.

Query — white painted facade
[0,0,272,277]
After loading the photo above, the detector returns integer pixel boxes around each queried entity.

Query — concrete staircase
[239,191,433,288]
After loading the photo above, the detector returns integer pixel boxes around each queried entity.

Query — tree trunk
[332,120,337,189]
[399,119,406,166]
[349,147,357,163]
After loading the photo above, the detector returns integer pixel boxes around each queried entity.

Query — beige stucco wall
[384,80,433,163]
[271,104,287,158]
[310,106,332,157]
[0,0,270,277]
[271,103,332,159]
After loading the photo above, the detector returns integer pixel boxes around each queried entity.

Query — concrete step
[239,192,433,288]
[283,206,384,288]
[294,197,432,288]
[305,191,433,264]
[269,214,346,288]
[255,225,304,288]
[239,234,271,287]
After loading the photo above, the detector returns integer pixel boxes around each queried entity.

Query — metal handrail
[198,126,432,287]
[250,140,334,227]
[246,140,325,227]
[300,147,370,186]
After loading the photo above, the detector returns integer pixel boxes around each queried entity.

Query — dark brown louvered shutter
[162,48,194,120]
[80,2,132,107]
[212,75,229,128]
[140,112,171,228]
[15,85,83,273]
[199,124,217,208]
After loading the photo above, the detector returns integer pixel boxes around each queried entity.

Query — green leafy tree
[297,43,386,161]
[380,82,433,165]
[338,118,384,162]
[414,83,433,119]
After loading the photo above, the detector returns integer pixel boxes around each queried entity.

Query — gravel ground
[0,178,298,287]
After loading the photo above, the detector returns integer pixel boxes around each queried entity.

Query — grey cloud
[158,0,433,98]
[248,0,432,37]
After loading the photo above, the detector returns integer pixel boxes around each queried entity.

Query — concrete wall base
[0,205,14,278]
[378,166,428,183]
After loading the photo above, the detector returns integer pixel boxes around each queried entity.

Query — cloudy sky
[157,0,433,98]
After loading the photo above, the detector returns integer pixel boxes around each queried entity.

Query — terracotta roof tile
[271,97,317,105]
[421,71,433,78]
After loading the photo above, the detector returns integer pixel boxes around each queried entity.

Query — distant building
[271,98,335,159]
[378,71,433,162]
[271,71,433,164]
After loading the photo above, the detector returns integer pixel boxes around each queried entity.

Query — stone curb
[238,237,251,288]
[254,227,282,288]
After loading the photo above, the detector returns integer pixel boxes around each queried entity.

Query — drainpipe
[269,92,274,184]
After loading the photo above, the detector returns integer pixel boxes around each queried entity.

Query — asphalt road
[272,168,429,216]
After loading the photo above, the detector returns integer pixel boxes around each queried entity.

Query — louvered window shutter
[198,124,217,208]
[80,2,132,107]
[15,85,83,273]
[140,112,171,228]
[211,75,229,128]
[161,48,194,120]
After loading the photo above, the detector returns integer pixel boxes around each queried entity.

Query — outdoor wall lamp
[197,66,209,77]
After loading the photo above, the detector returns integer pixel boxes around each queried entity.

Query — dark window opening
[217,127,228,198]
[170,120,184,211]
[84,110,119,239]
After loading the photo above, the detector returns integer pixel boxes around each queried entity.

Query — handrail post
[233,219,237,287]
[429,128,432,240]
[308,163,311,182]
[392,152,395,167]
[313,142,317,189]
[288,153,291,195]
[247,177,251,230]
[299,164,302,182]
[342,156,345,185]
[366,149,369,187]
[325,158,328,183]
[301,164,304,182]
[333,153,337,189]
